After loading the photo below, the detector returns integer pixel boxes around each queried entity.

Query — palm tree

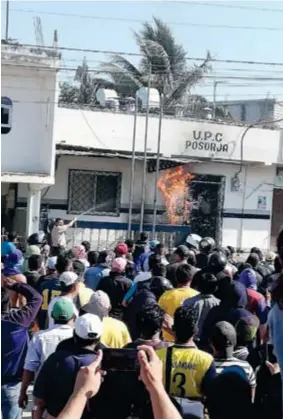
[100,17,211,108]
[59,17,211,108]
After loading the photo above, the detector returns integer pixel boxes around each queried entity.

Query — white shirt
[24,325,73,374]
[47,295,79,328]
[51,225,68,248]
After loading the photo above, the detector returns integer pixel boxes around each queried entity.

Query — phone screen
[101,348,139,372]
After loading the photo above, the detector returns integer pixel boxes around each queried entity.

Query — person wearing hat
[114,242,128,258]
[97,257,132,320]
[1,232,18,256]
[81,290,131,348]
[47,271,80,328]
[2,250,27,308]
[33,313,103,419]
[166,245,190,287]
[19,299,75,409]
[210,321,256,399]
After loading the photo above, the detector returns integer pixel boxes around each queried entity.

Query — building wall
[1,65,57,176]
[17,155,277,250]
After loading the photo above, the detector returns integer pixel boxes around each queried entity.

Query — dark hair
[246,253,260,268]
[155,243,165,256]
[1,287,9,311]
[28,254,42,271]
[187,250,196,267]
[125,239,134,251]
[7,232,17,242]
[61,282,78,294]
[55,318,72,325]
[274,256,282,273]
[87,251,99,266]
[235,316,259,346]
[148,254,162,271]
[211,321,237,351]
[250,247,263,261]
[227,246,235,255]
[271,273,283,305]
[98,251,108,264]
[137,303,165,339]
[55,218,63,224]
[198,273,218,295]
[73,332,100,347]
[140,232,148,242]
[125,261,135,280]
[174,306,198,343]
[56,255,72,274]
[72,260,85,277]
[237,262,252,274]
[175,245,189,259]
[152,263,166,277]
[81,241,91,253]
[175,263,194,285]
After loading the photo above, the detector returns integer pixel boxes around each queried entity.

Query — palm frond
[100,54,145,89]
[164,53,211,106]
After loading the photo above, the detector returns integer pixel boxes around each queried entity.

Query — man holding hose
[51,218,77,256]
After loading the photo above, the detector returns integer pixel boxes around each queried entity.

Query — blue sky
[2,1,283,101]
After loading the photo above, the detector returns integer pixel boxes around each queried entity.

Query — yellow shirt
[159,287,199,341]
[157,346,214,399]
[101,317,132,348]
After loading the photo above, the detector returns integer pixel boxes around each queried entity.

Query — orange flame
[157,166,194,224]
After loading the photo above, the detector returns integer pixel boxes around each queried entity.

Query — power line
[16,43,283,66]
[7,8,283,31]
[178,1,283,13]
[3,62,283,82]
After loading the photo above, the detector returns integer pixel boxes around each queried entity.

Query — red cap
[115,243,128,255]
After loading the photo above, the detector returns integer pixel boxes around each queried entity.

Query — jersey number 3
[173,372,186,398]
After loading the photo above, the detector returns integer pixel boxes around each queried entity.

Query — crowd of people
[1,220,283,419]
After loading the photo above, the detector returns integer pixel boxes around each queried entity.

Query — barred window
[68,169,122,216]
[1,96,12,134]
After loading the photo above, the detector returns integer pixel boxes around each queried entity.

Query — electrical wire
[176,1,283,13]
[14,43,283,66]
[6,7,283,31]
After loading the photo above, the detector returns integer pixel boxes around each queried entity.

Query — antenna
[33,16,45,46]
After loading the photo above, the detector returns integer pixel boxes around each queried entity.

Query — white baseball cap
[75,313,103,340]
[59,271,78,287]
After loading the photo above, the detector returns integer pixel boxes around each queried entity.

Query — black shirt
[97,273,132,320]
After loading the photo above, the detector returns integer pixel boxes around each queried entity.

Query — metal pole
[238,165,247,250]
[212,80,217,119]
[127,94,138,236]
[152,93,163,235]
[5,0,9,41]
[139,63,151,233]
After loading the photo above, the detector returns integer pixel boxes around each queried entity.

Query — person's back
[33,314,102,419]
[97,259,132,320]
[1,233,17,256]
[159,264,199,341]
[84,251,110,290]
[101,316,131,348]
[37,276,63,329]
[157,306,216,399]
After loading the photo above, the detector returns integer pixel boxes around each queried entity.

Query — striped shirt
[215,357,256,388]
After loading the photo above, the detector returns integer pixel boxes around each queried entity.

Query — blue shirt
[33,349,96,417]
[1,284,43,384]
[1,241,16,256]
[84,264,110,290]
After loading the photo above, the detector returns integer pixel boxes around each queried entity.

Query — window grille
[68,169,121,216]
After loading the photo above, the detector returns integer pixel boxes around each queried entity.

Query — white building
[13,105,283,251]
[1,42,60,236]
[217,98,283,127]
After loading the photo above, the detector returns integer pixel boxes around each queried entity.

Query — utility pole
[152,93,164,235]
[5,0,10,41]
[139,62,152,233]
[212,80,218,119]
[127,94,138,236]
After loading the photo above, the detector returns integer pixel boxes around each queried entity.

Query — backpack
[165,346,205,419]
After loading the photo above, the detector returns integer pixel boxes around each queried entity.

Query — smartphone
[101,348,139,372]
